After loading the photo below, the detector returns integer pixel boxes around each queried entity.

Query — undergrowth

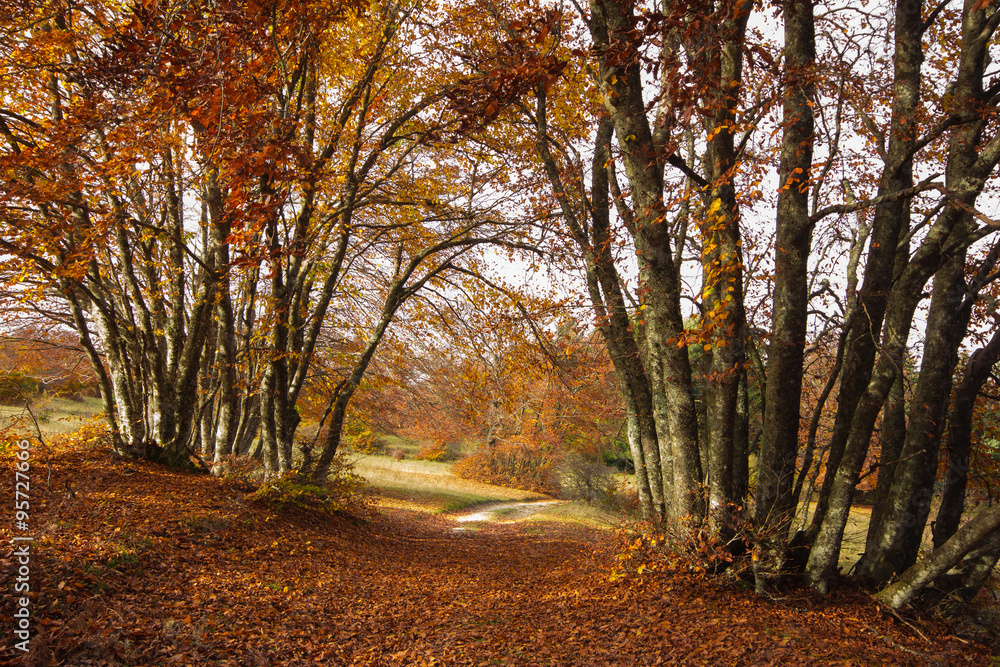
[247,455,367,513]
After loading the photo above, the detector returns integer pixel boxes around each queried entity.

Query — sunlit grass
[524,500,620,531]
[351,453,546,513]
[0,396,104,438]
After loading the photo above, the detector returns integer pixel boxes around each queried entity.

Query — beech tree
[0,0,557,480]
[488,0,1000,604]
[5,0,1000,609]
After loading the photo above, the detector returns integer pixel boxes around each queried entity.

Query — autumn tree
[0,0,560,481]
[475,0,1000,605]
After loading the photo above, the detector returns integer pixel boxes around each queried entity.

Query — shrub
[610,507,754,584]
[348,428,382,454]
[0,371,39,405]
[49,416,114,451]
[248,454,367,513]
[216,454,266,486]
[453,440,558,494]
[556,451,632,512]
[414,440,460,462]
[340,420,383,455]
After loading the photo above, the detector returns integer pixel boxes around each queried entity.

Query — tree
[0,0,560,480]
[507,0,1000,603]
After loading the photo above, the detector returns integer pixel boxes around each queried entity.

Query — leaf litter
[0,446,994,666]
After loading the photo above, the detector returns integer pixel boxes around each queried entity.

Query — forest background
[3,0,1000,616]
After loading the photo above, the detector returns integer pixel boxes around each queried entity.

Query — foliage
[0,369,39,405]
[215,453,268,487]
[2,0,1000,607]
[340,421,383,456]
[0,326,101,405]
[248,456,366,513]
[555,451,635,513]
[413,440,461,462]
[454,439,559,495]
[46,416,113,448]
[365,303,628,481]
[610,518,746,585]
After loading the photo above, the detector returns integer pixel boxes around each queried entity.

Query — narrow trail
[451,499,565,528]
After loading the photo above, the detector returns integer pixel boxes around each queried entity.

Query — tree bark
[934,328,1000,547]
[877,505,1000,610]
[700,0,751,536]
[807,0,925,543]
[754,0,815,592]
[590,0,705,524]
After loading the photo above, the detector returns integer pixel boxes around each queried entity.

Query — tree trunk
[807,0,924,543]
[858,0,1000,582]
[858,249,968,580]
[876,505,1000,610]
[934,328,1000,547]
[590,0,703,524]
[532,106,665,521]
[700,0,751,536]
[754,0,815,592]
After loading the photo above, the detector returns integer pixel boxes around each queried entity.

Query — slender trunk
[934,329,1000,547]
[754,0,815,591]
[700,0,752,537]
[859,0,1000,580]
[64,286,123,452]
[865,373,906,546]
[876,505,1000,610]
[808,0,924,541]
[589,0,703,522]
[858,249,968,580]
[733,369,749,503]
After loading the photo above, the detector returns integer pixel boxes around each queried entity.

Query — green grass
[351,453,546,514]
[0,396,104,438]
[524,499,622,531]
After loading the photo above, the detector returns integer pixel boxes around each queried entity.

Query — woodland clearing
[1,442,997,666]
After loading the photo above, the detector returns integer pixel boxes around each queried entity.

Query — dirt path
[452,499,564,527]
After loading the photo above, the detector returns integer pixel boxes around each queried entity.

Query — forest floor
[1,443,998,666]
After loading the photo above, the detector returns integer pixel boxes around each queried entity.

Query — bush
[49,417,114,451]
[247,455,367,513]
[610,516,746,584]
[347,428,382,454]
[414,440,460,462]
[556,451,633,511]
[216,454,266,486]
[453,440,558,494]
[0,371,39,405]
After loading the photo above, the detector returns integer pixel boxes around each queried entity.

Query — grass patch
[0,396,103,437]
[524,500,620,531]
[351,453,546,514]
[438,495,508,514]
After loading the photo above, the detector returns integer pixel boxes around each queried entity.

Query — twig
[861,622,930,660]
[888,609,932,644]
[18,393,53,492]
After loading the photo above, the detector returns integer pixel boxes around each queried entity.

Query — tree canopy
[4,0,1000,609]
